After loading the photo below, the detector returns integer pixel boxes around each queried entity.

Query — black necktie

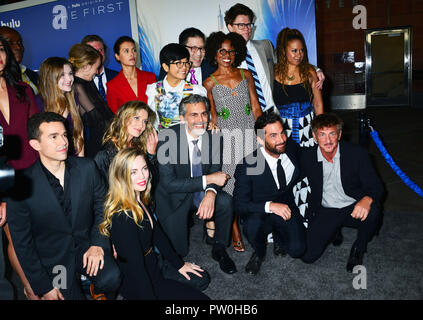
[277,159,286,191]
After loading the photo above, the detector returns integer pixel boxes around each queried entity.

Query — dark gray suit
[155,124,233,257]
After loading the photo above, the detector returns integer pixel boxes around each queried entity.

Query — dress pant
[241,209,306,259]
[162,191,233,257]
[301,202,381,264]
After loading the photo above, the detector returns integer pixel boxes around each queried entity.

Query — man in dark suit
[233,112,306,275]
[224,3,325,113]
[156,94,236,275]
[6,112,121,300]
[300,113,384,272]
[0,26,39,94]
[81,34,119,102]
[158,28,216,85]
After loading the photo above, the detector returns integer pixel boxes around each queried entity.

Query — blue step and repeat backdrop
[0,0,316,76]
[0,0,133,72]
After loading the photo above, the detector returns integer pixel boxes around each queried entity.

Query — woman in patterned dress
[273,28,323,147]
[203,31,262,252]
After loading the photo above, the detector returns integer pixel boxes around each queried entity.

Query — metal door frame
[365,26,412,107]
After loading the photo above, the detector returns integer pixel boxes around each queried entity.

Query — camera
[0,125,15,193]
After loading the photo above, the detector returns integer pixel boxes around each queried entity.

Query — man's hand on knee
[197,191,216,220]
[351,196,373,221]
[269,202,291,221]
[83,246,105,277]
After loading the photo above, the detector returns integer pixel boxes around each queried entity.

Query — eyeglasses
[169,61,193,69]
[218,48,237,56]
[185,46,206,54]
[231,23,254,30]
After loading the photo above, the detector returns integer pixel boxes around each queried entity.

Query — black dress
[110,208,209,300]
[73,76,114,158]
[94,141,159,190]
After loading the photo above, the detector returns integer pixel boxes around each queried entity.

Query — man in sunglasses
[224,3,325,113]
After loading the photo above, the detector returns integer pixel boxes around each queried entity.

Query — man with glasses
[224,3,325,112]
[146,43,207,130]
[159,28,216,86]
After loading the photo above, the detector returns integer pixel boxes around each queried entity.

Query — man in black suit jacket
[158,28,216,84]
[7,112,121,300]
[81,35,119,101]
[300,113,384,272]
[0,26,39,93]
[233,112,306,275]
[156,94,236,275]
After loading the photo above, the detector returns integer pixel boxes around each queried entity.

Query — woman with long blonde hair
[39,57,84,156]
[273,27,323,147]
[68,43,114,158]
[94,100,158,188]
[99,148,209,300]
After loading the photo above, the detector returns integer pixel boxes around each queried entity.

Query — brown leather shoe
[89,284,107,300]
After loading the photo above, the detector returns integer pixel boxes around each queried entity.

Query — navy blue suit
[233,140,306,259]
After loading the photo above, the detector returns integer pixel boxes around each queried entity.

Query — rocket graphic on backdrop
[218,4,224,31]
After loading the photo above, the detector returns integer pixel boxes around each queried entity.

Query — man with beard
[156,94,236,279]
[233,112,306,275]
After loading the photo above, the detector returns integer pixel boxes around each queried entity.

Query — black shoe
[273,242,287,257]
[245,252,263,275]
[332,230,343,246]
[212,247,237,274]
[203,224,215,246]
[346,243,364,273]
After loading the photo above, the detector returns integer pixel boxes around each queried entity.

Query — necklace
[287,74,295,81]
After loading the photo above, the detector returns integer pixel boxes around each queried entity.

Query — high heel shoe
[232,215,245,252]
[203,224,215,245]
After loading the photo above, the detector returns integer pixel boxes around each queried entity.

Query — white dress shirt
[184,127,216,194]
[239,41,275,109]
[258,147,295,213]
[93,71,108,93]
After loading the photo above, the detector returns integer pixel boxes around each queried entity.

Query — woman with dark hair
[203,31,262,253]
[106,36,156,114]
[273,27,323,147]
[0,36,39,300]
[68,43,114,158]
[99,148,209,300]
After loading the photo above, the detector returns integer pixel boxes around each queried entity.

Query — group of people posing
[0,3,383,300]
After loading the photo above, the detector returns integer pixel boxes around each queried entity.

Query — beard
[189,122,207,137]
[265,140,286,156]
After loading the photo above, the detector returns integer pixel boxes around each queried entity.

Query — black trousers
[301,201,381,264]
[241,209,306,259]
[61,246,121,300]
[164,191,233,257]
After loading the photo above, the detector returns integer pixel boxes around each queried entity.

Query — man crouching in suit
[300,113,384,272]
[6,112,121,300]
[156,94,237,277]
[233,112,306,275]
